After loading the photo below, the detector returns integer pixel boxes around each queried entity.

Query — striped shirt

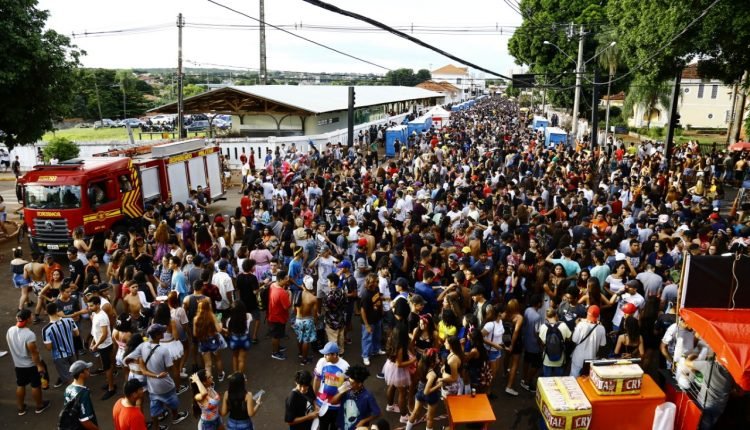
[42,318,78,360]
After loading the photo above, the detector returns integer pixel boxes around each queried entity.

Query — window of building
[456,78,462,85]
[711,85,718,99]
[697,84,704,98]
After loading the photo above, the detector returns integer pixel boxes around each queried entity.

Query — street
[0,179,537,430]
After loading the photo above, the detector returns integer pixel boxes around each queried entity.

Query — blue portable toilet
[544,127,568,147]
[532,116,549,130]
[385,125,407,158]
[407,115,433,136]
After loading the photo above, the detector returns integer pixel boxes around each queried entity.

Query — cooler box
[536,376,592,430]
[589,361,643,396]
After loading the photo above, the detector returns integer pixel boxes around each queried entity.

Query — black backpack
[58,388,85,430]
[544,322,564,362]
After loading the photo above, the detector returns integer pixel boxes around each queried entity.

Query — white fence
[7,111,411,171]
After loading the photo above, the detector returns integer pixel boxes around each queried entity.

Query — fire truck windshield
[24,185,82,209]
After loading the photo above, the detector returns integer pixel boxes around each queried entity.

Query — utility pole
[590,68,600,150]
[93,76,103,123]
[177,13,185,138]
[728,70,748,144]
[259,0,267,85]
[571,25,584,143]
[665,68,683,168]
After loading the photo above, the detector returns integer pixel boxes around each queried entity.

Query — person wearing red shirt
[112,379,147,430]
[240,189,253,223]
[268,270,292,360]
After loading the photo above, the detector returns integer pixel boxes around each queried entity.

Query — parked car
[76,123,93,128]
[118,118,143,128]
[213,118,231,130]
[185,120,209,131]
[94,119,117,129]
[148,115,172,124]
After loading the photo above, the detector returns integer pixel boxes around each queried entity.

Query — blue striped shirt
[42,318,77,360]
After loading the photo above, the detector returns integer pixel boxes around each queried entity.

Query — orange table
[578,374,666,430]
[445,394,496,429]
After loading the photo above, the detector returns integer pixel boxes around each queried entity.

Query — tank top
[11,262,25,275]
[201,388,221,422]
[228,393,250,421]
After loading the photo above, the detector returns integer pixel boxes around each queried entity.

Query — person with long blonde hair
[193,299,226,381]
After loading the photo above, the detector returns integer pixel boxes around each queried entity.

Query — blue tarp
[385,125,407,157]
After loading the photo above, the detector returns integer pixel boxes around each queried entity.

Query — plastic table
[445,394,496,429]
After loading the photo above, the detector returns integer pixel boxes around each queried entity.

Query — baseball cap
[303,275,314,291]
[356,258,368,270]
[587,305,600,322]
[461,246,471,254]
[147,323,167,338]
[708,213,720,220]
[337,260,352,270]
[622,303,637,315]
[625,279,640,289]
[319,341,340,355]
[448,253,458,261]
[69,360,93,377]
[395,277,408,288]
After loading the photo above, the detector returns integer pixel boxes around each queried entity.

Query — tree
[0,0,82,148]
[183,84,206,98]
[385,68,421,86]
[43,137,80,162]
[505,85,521,98]
[597,30,621,135]
[607,0,750,84]
[415,69,431,85]
[623,76,671,129]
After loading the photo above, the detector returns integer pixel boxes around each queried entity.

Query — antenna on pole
[259,0,267,85]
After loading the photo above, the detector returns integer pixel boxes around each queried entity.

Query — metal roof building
[150,85,443,137]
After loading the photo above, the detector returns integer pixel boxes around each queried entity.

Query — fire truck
[19,139,225,253]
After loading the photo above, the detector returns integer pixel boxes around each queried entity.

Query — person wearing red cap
[608,280,645,332]
[570,305,607,377]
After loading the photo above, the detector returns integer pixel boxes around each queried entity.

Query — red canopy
[679,308,750,390]
[728,141,750,151]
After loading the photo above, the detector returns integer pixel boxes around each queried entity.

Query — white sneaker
[505,387,519,396]
[0,351,7,358]
[376,350,386,356]
[363,357,371,366]
[399,415,410,423]
[386,404,400,414]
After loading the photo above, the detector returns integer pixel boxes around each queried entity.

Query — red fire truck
[19,139,224,253]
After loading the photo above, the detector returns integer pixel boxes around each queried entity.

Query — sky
[37,0,525,78]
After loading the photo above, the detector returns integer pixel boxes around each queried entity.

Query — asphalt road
[0,179,538,430]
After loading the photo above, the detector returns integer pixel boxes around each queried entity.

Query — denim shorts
[199,417,223,430]
[226,417,254,430]
[229,334,251,351]
[488,349,502,361]
[149,389,180,417]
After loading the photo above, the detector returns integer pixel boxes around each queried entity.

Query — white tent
[429,106,452,127]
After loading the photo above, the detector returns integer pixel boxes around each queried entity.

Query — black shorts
[99,344,114,371]
[15,366,41,388]
[269,322,286,339]
[524,351,543,369]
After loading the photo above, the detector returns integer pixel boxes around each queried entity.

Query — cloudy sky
[37,0,525,77]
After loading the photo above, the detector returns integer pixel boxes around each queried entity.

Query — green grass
[42,127,208,142]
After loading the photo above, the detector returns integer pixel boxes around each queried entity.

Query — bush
[43,137,80,162]
[674,128,684,136]
[648,126,665,139]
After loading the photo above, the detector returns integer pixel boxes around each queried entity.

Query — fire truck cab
[20,139,224,254]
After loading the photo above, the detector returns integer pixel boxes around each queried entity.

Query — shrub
[43,137,80,162]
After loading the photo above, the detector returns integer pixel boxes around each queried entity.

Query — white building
[629,64,735,129]
[431,64,485,101]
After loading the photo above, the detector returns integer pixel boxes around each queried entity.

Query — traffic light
[672,112,681,128]
[348,86,355,108]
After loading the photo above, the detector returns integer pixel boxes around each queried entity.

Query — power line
[301,0,527,85]
[71,24,172,38]
[205,0,390,71]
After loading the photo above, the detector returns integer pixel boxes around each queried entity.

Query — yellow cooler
[536,376,592,430]
[589,361,644,396]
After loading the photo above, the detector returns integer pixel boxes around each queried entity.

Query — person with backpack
[538,308,572,377]
[60,360,98,430]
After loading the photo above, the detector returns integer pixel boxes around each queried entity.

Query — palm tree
[624,76,672,129]
[598,32,621,140]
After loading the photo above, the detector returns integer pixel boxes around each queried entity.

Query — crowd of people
[4,95,750,430]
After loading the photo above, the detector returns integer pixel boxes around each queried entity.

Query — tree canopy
[385,68,432,86]
[0,0,82,148]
